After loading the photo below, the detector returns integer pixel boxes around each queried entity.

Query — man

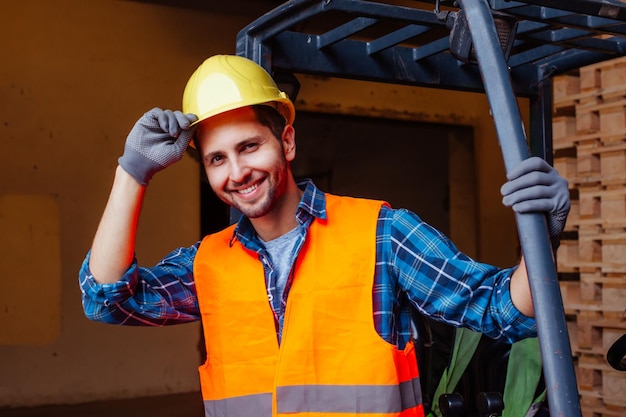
[80,55,569,417]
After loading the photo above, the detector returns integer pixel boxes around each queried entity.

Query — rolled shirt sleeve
[78,244,201,326]
[387,207,536,342]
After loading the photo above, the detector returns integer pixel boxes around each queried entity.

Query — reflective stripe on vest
[204,393,272,417]
[203,379,423,417]
[195,194,424,417]
[277,379,423,413]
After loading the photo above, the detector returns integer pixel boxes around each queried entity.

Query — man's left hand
[500,156,570,243]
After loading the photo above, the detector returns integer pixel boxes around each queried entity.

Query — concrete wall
[0,0,251,407]
[0,0,527,408]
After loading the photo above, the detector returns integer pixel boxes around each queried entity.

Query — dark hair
[193,104,287,156]
[251,104,287,141]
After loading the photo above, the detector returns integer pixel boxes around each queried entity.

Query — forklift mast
[235,1,626,416]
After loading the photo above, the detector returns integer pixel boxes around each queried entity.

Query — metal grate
[237,0,626,96]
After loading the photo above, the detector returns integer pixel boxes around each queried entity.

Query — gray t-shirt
[262,226,301,302]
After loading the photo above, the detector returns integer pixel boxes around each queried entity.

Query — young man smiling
[197,106,302,241]
[80,55,569,417]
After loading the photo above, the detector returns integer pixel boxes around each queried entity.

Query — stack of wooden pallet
[553,57,626,417]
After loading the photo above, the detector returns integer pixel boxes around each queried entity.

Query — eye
[242,142,259,152]
[206,154,224,166]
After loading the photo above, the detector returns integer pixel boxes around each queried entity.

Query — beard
[220,158,290,220]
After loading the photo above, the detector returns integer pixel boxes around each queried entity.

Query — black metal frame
[236,1,626,416]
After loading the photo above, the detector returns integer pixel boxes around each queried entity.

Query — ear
[282,125,296,162]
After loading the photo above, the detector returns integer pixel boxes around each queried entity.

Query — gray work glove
[118,107,198,185]
[500,156,570,249]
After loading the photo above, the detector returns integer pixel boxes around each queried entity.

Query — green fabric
[502,337,544,417]
[428,328,482,417]
[427,330,544,417]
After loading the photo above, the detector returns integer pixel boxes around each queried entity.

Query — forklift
[232,1,626,416]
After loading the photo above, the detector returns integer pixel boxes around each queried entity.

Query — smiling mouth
[236,182,260,195]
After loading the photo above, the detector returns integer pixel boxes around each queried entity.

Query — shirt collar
[231,179,327,246]
[295,179,327,222]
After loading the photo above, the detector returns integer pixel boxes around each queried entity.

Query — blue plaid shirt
[79,180,536,347]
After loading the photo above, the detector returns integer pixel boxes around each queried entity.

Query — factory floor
[0,392,204,417]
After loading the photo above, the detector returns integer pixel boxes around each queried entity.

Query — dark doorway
[291,112,476,248]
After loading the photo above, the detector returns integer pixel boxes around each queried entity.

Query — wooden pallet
[579,56,626,100]
[554,74,581,107]
[562,273,626,318]
[576,98,626,144]
[553,58,626,417]
[554,143,626,185]
[553,59,626,114]
[561,234,626,273]
[570,315,626,411]
[580,404,626,417]
[553,116,578,150]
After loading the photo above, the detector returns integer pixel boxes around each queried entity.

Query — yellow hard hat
[182,55,295,128]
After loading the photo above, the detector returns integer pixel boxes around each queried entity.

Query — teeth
[237,183,258,194]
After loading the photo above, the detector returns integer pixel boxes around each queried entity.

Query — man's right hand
[118,107,198,185]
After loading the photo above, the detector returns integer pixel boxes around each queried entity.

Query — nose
[229,157,251,184]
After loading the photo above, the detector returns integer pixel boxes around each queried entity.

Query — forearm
[510,256,534,317]
[388,207,535,341]
[89,165,145,284]
[79,244,201,325]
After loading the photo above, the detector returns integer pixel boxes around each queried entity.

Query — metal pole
[529,78,553,163]
[457,0,582,416]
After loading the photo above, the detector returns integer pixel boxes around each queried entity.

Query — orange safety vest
[194,194,424,417]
